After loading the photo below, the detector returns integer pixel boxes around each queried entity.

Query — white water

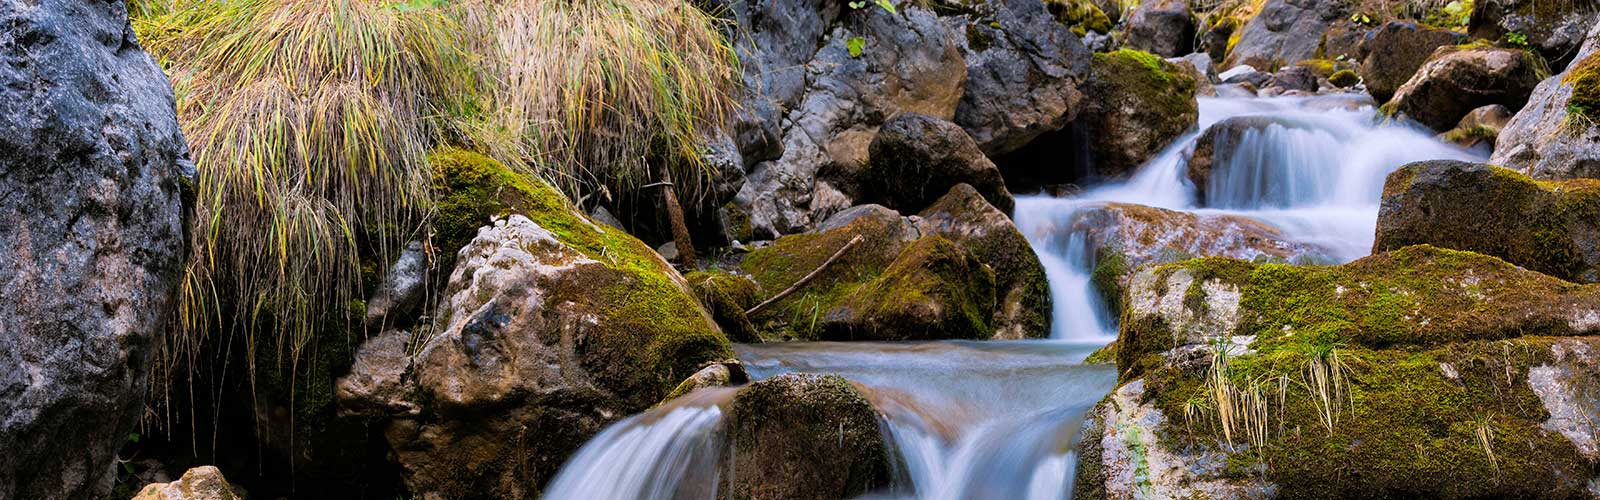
[1017,95,1483,340]
[544,95,1482,500]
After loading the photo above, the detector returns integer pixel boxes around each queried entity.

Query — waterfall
[544,95,1485,500]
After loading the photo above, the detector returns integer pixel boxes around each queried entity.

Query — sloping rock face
[133,466,243,500]
[1223,0,1348,71]
[1491,22,1600,180]
[730,5,966,238]
[1123,0,1194,57]
[860,112,1014,214]
[1078,246,1600,499]
[1357,21,1465,104]
[952,0,1093,156]
[1385,45,1545,132]
[1375,161,1600,283]
[1077,50,1199,179]
[338,174,733,498]
[741,185,1049,340]
[1469,0,1600,71]
[724,373,892,500]
[0,2,187,499]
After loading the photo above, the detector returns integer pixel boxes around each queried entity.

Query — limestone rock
[952,0,1093,156]
[0,2,188,498]
[1077,50,1199,179]
[132,467,243,500]
[1223,0,1349,71]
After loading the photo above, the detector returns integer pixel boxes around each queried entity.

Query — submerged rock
[338,156,732,498]
[1357,21,1465,104]
[724,373,892,500]
[0,2,188,498]
[1122,0,1194,57]
[1375,161,1600,283]
[1077,49,1199,179]
[132,467,243,500]
[1223,0,1348,71]
[1384,45,1545,132]
[1491,22,1600,180]
[861,112,1014,214]
[1184,116,1325,207]
[1080,245,1600,498]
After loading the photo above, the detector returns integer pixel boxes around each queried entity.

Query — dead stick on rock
[745,234,864,318]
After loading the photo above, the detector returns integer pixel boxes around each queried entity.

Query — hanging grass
[132,0,477,424]
[460,0,741,202]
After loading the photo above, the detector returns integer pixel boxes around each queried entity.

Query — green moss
[1328,69,1360,87]
[1085,341,1119,364]
[1563,52,1600,123]
[1295,58,1339,77]
[1047,0,1112,34]
[827,237,997,341]
[740,213,910,340]
[1091,249,1129,317]
[684,270,761,343]
[431,147,732,404]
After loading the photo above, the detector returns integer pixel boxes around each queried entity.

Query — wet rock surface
[723,373,892,500]
[1385,45,1545,132]
[1358,21,1465,104]
[0,1,188,498]
[1076,50,1200,179]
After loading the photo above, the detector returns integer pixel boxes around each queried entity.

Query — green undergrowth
[1045,0,1112,36]
[1564,52,1600,125]
[739,214,911,340]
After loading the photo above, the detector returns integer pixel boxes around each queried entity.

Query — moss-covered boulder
[1384,45,1546,132]
[1078,246,1600,499]
[1356,21,1466,104]
[1079,49,1199,179]
[724,373,893,500]
[1491,23,1600,180]
[741,185,1050,340]
[1437,104,1514,149]
[685,270,763,343]
[861,112,1014,214]
[1375,161,1600,283]
[336,152,733,498]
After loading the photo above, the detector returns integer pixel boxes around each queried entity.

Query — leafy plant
[847,36,867,58]
[1505,31,1530,47]
[847,0,897,13]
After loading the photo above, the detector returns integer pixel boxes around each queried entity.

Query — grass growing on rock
[1563,52,1600,125]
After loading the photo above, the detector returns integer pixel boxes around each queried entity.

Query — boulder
[0,2,188,499]
[741,186,1049,341]
[1123,0,1195,57]
[1328,68,1360,87]
[1469,0,1600,71]
[1169,55,1220,97]
[918,184,1052,340]
[1219,64,1271,86]
[1264,64,1318,92]
[1374,161,1600,283]
[1081,246,1600,498]
[732,5,966,238]
[338,158,733,498]
[1061,202,1332,312]
[1491,22,1600,180]
[1438,104,1514,148]
[660,360,749,403]
[725,374,893,500]
[1077,49,1200,178]
[365,240,428,329]
[1223,0,1349,71]
[132,466,243,500]
[861,112,1014,214]
[953,0,1093,156]
[1384,45,1545,132]
[1357,21,1465,104]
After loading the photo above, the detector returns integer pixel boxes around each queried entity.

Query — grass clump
[1563,52,1600,125]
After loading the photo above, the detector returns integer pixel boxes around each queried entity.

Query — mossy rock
[1081,335,1600,499]
[1328,68,1360,87]
[684,270,762,343]
[724,373,893,500]
[1375,161,1600,283]
[916,184,1051,339]
[1046,0,1113,35]
[1117,244,1600,381]
[1564,51,1600,123]
[821,236,997,341]
[1385,45,1546,132]
[1082,49,1199,178]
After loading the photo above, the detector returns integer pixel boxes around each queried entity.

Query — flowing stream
[544,95,1483,499]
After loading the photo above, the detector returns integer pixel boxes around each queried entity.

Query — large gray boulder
[1077,49,1199,179]
[1491,22,1600,180]
[1357,21,1466,104]
[1123,0,1195,57]
[951,0,1093,156]
[0,2,187,499]
[1223,0,1348,71]
[1385,45,1545,132]
[733,6,966,238]
[861,112,1014,214]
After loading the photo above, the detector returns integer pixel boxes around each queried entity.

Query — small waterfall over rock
[544,95,1485,500]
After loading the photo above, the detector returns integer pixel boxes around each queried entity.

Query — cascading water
[543,95,1484,500]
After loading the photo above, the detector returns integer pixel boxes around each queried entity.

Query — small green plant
[847,0,897,13]
[1349,12,1374,25]
[848,36,867,58]
[1505,31,1530,47]
[1425,0,1472,28]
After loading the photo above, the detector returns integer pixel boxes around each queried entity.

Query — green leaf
[847,37,866,58]
[873,0,897,14]
[126,432,141,444]
[849,0,865,8]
